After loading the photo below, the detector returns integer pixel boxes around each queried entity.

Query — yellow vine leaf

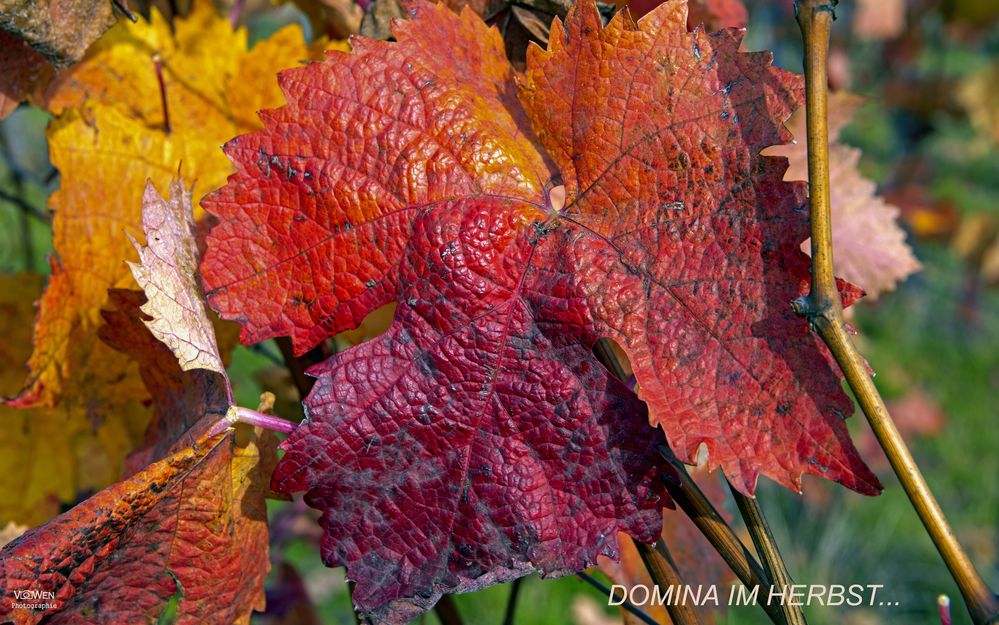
[0,274,147,526]
[10,0,337,408]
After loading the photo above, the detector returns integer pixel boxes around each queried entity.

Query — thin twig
[939,595,953,625]
[110,0,138,22]
[0,189,49,223]
[793,2,999,624]
[593,340,699,623]
[591,339,783,625]
[0,137,36,268]
[274,337,322,399]
[502,578,522,625]
[153,55,170,135]
[728,484,806,625]
[634,540,701,625]
[247,341,285,367]
[657,447,788,625]
[576,572,660,625]
[230,0,246,28]
[433,595,464,625]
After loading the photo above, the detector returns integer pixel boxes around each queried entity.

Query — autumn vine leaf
[0,430,273,625]
[1,0,312,518]
[200,0,880,619]
[0,273,146,527]
[128,180,230,383]
[0,180,279,624]
[764,91,921,298]
[7,0,330,410]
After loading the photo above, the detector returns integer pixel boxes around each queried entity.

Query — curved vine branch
[634,539,702,625]
[793,2,999,624]
[657,447,790,625]
[728,485,806,625]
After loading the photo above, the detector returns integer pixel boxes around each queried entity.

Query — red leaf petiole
[210,405,297,436]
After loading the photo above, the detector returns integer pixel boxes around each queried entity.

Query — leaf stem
[657,448,788,625]
[794,2,999,624]
[153,54,170,135]
[230,0,246,29]
[576,571,660,625]
[433,595,464,625]
[634,540,701,625]
[209,406,297,436]
[728,484,806,625]
[110,0,138,22]
[591,340,784,625]
[939,595,953,625]
[502,577,523,625]
[275,336,324,399]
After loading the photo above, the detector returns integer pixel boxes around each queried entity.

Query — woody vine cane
[793,2,999,623]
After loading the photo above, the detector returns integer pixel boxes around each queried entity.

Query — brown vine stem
[434,595,464,625]
[728,485,806,625]
[501,577,523,625]
[576,571,660,625]
[274,337,325,399]
[633,540,701,625]
[793,2,999,624]
[591,340,786,625]
[656,448,788,625]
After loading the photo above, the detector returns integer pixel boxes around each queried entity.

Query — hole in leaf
[548,184,566,213]
[332,302,397,351]
[592,337,634,386]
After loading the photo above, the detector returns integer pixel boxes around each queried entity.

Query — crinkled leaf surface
[9,1,318,409]
[765,92,920,298]
[202,0,879,620]
[128,180,227,377]
[0,0,115,67]
[0,430,272,625]
[629,0,746,29]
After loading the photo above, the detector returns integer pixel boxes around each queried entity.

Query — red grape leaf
[202,0,879,619]
[517,1,875,495]
[0,430,272,625]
